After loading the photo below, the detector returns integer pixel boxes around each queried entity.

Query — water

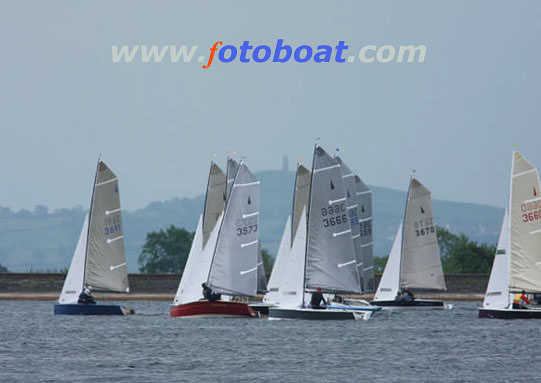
[1,301,540,382]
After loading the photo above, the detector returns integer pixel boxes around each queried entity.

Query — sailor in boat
[77,287,96,305]
[310,287,326,310]
[512,291,530,309]
[202,283,221,302]
[394,289,415,305]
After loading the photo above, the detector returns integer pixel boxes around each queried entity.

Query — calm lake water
[1,300,540,382]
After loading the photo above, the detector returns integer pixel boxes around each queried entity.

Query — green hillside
[0,170,503,272]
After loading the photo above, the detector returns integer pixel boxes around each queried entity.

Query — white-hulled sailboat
[170,159,260,318]
[268,146,380,320]
[371,176,449,309]
[54,159,133,315]
[479,152,541,319]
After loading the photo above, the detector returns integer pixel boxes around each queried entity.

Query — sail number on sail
[321,203,347,227]
[413,217,435,237]
[104,216,122,235]
[235,216,258,236]
[521,201,541,222]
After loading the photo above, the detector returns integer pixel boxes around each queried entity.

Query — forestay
[374,224,402,301]
[483,210,511,309]
[85,161,129,293]
[208,163,260,296]
[509,152,541,292]
[400,177,446,291]
[59,213,89,304]
[304,146,361,294]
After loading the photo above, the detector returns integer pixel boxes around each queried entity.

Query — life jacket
[513,293,528,306]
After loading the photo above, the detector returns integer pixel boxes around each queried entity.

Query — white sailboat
[170,160,260,318]
[268,146,380,320]
[54,159,133,315]
[372,176,449,309]
[479,151,541,319]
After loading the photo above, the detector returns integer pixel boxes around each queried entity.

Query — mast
[291,162,299,244]
[201,161,214,235]
[82,159,100,291]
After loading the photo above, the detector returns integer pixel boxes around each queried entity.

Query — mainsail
[208,163,260,296]
[226,158,239,200]
[336,157,363,288]
[509,151,541,292]
[292,165,311,241]
[84,160,129,293]
[400,177,446,291]
[59,213,89,303]
[355,175,375,292]
[202,162,226,247]
[304,146,362,294]
[483,210,510,308]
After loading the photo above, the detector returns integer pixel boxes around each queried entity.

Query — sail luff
[202,162,227,247]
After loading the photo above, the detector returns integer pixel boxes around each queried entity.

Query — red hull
[169,300,256,318]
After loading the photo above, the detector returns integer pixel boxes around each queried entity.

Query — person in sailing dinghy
[78,287,96,304]
[512,290,530,309]
[202,283,221,302]
[310,287,326,309]
[394,289,415,305]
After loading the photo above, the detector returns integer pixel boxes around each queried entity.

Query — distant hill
[0,170,503,272]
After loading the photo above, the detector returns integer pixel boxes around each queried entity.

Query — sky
[0,1,540,211]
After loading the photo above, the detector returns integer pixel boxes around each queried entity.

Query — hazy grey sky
[1,1,540,211]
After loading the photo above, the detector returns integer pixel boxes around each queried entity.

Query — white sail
[483,210,511,309]
[263,216,292,304]
[374,224,402,301]
[202,162,226,247]
[509,151,541,292]
[58,213,89,304]
[278,208,307,308]
[400,177,446,291]
[174,213,224,304]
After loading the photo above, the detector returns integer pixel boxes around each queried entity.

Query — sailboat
[372,176,449,309]
[54,160,133,315]
[268,146,380,320]
[479,152,541,319]
[170,160,260,318]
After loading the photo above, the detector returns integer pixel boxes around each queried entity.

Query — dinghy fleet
[54,148,541,320]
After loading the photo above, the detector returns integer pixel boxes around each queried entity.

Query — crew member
[310,287,326,309]
[202,282,221,302]
[78,287,96,304]
[513,290,530,309]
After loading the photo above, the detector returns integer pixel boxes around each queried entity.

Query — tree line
[138,225,496,275]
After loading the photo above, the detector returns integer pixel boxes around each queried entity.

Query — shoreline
[0,293,485,301]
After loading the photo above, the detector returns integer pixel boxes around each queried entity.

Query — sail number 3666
[321,203,347,227]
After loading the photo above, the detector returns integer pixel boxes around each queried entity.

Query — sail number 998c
[321,203,347,227]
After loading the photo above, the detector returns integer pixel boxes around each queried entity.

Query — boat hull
[268,307,371,320]
[248,302,274,316]
[170,300,256,318]
[479,308,541,319]
[370,299,449,310]
[54,303,134,316]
